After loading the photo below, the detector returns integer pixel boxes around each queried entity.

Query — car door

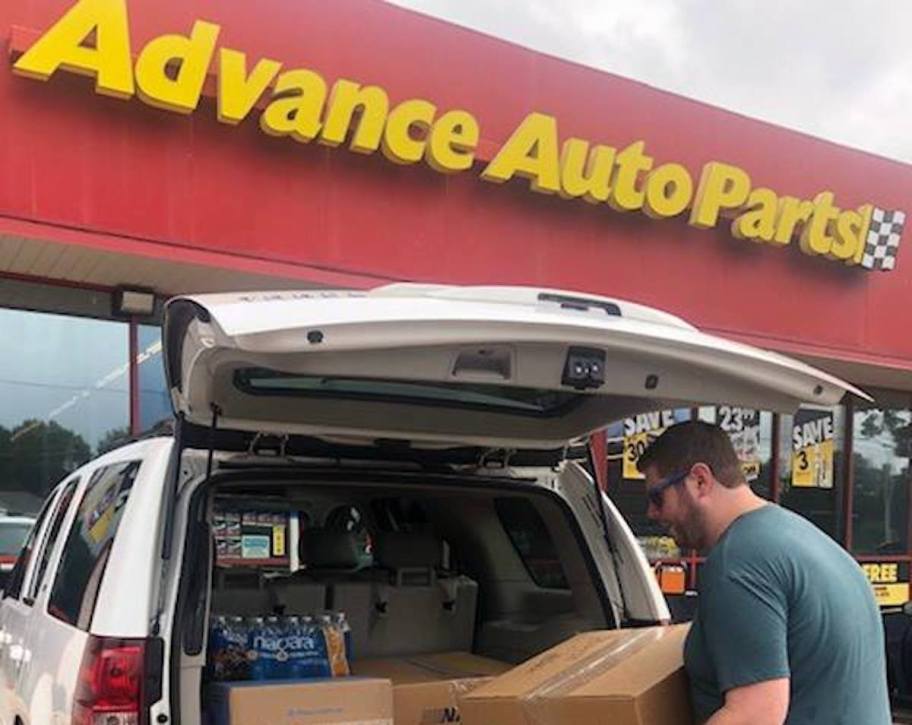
[0,488,59,725]
[12,476,80,725]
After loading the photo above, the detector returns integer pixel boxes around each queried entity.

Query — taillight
[72,636,148,725]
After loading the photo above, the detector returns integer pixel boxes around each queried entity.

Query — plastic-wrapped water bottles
[207,610,352,682]
[208,615,250,681]
[288,615,332,679]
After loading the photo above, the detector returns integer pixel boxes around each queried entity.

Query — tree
[95,427,132,456]
[0,420,92,497]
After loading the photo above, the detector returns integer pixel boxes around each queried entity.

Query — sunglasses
[646,469,690,509]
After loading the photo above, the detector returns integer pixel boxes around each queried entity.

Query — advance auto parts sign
[791,410,835,489]
[8,0,906,273]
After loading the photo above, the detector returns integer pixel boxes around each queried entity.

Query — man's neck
[704,487,768,550]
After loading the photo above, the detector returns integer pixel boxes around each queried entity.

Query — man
[639,420,890,725]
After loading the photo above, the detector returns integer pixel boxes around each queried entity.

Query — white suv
[0,284,858,725]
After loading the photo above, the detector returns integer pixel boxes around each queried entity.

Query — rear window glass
[0,523,33,556]
[495,498,569,589]
[48,461,141,629]
[234,369,581,417]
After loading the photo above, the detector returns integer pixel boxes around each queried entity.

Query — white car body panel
[165,285,864,448]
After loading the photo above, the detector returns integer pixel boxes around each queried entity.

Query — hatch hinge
[247,431,290,458]
[476,448,517,469]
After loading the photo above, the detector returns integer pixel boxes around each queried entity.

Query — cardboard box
[354,652,512,725]
[206,677,393,725]
[458,626,693,725]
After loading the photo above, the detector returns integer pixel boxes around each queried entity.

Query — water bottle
[225,616,250,681]
[332,611,354,666]
[247,617,271,681]
[206,615,227,680]
[302,615,332,678]
[321,613,350,677]
[266,616,289,680]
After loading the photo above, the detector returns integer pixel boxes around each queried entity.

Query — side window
[495,497,569,590]
[24,478,80,605]
[48,461,141,629]
[3,491,56,601]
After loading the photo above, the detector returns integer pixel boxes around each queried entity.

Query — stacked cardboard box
[458,625,692,725]
[205,677,393,725]
[354,651,511,725]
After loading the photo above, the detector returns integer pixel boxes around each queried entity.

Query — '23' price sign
[718,406,761,482]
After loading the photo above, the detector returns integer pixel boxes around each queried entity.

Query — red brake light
[73,636,147,725]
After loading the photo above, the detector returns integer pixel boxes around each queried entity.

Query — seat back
[270,527,359,615]
[332,532,478,659]
[210,569,272,616]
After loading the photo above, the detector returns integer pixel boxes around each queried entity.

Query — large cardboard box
[354,652,511,725]
[458,626,692,725]
[206,677,393,725]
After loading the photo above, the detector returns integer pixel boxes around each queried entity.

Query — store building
[1,0,910,608]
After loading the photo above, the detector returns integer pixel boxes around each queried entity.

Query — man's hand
[705,678,789,725]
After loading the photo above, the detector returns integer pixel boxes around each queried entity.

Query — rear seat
[332,531,479,659]
[270,528,359,615]
[210,569,273,616]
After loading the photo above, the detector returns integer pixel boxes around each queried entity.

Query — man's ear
[691,462,715,497]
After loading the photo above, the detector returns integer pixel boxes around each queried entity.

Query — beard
[666,491,708,552]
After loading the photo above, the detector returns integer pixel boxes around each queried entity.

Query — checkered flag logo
[861,208,905,271]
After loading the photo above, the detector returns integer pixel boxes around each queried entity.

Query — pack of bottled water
[207,611,353,682]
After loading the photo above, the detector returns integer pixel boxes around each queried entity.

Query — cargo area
[178,466,614,724]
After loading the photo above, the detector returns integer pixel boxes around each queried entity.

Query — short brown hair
[637,420,745,489]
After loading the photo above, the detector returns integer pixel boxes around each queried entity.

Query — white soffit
[0,234,331,295]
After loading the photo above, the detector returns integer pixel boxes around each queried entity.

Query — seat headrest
[375,532,442,570]
[300,528,363,570]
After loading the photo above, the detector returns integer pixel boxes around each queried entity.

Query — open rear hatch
[162,284,865,453]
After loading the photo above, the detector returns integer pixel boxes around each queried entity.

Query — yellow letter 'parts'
[830,208,867,262]
[731,188,779,243]
[773,197,816,245]
[689,162,752,228]
[852,205,875,266]
[799,191,840,257]
[217,49,282,125]
[134,20,220,114]
[259,69,328,143]
[13,0,134,98]
[481,112,561,194]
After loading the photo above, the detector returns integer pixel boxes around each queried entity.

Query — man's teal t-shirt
[684,504,891,724]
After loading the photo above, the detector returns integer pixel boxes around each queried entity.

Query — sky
[388,0,912,165]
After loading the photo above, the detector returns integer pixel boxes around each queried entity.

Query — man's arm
[705,678,789,725]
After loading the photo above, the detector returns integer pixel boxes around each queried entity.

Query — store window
[0,306,129,503]
[606,408,692,561]
[778,404,846,542]
[698,406,774,499]
[138,325,170,432]
[851,393,911,556]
